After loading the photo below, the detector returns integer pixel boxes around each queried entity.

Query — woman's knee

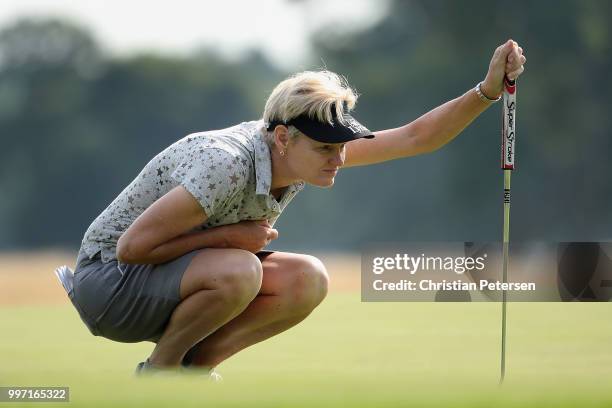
[181,248,263,301]
[216,250,263,303]
[286,255,329,313]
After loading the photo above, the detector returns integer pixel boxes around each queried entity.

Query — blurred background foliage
[0,0,610,252]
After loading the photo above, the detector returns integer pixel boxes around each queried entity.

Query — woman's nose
[330,151,345,167]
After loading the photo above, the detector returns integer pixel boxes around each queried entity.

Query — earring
[280,150,286,156]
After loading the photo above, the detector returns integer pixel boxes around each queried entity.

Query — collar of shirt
[253,126,305,198]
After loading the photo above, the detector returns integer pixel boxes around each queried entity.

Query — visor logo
[345,117,368,134]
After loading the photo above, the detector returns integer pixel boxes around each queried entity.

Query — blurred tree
[0,18,104,77]
[0,18,282,249]
[0,19,105,247]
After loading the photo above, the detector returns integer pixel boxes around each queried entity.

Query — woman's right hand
[221,220,278,253]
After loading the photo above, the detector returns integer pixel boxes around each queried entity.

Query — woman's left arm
[343,39,526,168]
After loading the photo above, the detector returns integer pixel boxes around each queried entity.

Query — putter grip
[501,77,517,170]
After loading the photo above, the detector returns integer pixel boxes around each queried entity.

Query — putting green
[1,294,611,407]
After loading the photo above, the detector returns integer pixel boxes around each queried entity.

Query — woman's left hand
[481,39,527,99]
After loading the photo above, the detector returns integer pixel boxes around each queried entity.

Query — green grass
[1,294,611,407]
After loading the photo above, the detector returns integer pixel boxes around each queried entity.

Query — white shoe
[208,369,223,382]
[134,359,182,377]
[137,359,223,382]
[182,365,223,382]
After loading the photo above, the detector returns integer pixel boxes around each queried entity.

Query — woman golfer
[67,39,526,378]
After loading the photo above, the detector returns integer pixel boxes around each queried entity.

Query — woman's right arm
[116,186,277,265]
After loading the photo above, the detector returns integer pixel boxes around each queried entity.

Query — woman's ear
[274,125,290,151]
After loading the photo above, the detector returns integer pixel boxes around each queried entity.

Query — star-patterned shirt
[80,120,305,263]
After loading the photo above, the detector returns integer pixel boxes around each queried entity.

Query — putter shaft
[500,170,511,384]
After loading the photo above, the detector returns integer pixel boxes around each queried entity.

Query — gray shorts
[70,249,200,343]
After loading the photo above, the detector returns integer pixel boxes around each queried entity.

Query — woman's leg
[184,251,329,369]
[148,248,263,367]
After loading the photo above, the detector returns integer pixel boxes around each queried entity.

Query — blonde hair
[262,70,358,145]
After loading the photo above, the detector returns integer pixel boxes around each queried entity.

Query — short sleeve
[171,148,248,217]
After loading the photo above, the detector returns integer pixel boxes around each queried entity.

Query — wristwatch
[475,82,502,103]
